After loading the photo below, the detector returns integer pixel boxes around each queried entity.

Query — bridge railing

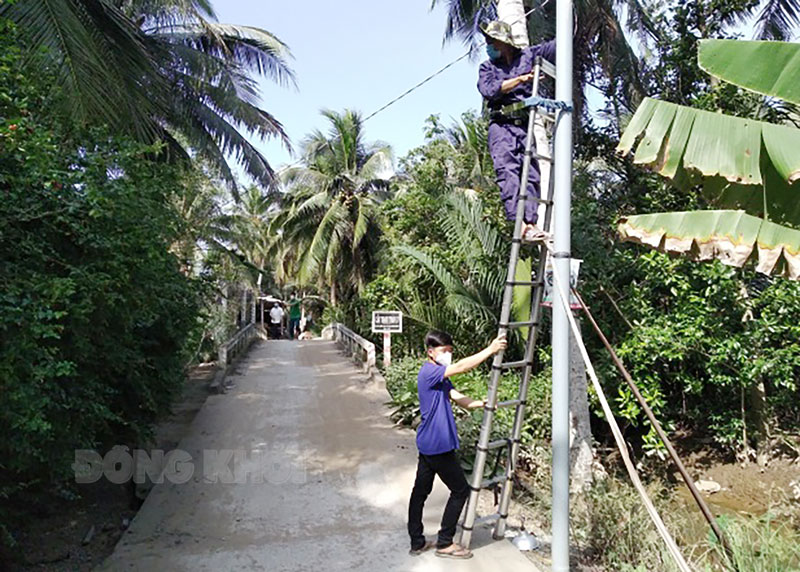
[211,323,262,393]
[218,322,260,366]
[323,323,376,377]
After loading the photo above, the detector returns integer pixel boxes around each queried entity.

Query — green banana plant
[617,39,800,279]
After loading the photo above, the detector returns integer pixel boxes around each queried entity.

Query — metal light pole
[551,0,574,570]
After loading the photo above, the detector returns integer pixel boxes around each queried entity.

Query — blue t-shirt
[415,362,460,455]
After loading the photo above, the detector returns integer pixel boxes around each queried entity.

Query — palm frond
[2,0,163,137]
[161,22,296,87]
[394,244,465,295]
[753,0,800,41]
[300,201,346,283]
[187,102,277,188]
[430,0,496,50]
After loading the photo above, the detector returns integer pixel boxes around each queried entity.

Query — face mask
[486,44,501,61]
[435,351,453,367]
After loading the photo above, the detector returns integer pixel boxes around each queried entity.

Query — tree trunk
[748,378,770,466]
[330,282,337,307]
[569,316,594,494]
[497,0,529,48]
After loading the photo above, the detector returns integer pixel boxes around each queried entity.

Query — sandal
[435,543,473,560]
[522,223,551,243]
[408,540,435,556]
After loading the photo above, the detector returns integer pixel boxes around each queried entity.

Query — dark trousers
[407,450,470,550]
[288,318,300,339]
[488,121,541,224]
[269,322,281,339]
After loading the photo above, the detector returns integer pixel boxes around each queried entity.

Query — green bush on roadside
[0,23,199,547]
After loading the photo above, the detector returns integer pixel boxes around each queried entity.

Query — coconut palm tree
[1,0,294,190]
[276,109,394,306]
[442,111,496,194]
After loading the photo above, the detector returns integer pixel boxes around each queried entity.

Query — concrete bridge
[98,340,540,572]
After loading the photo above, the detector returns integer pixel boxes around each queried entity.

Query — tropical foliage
[1,0,295,189]
[0,23,201,542]
[617,40,800,278]
[273,109,393,306]
[0,4,291,548]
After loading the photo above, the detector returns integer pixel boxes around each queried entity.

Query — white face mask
[435,351,453,366]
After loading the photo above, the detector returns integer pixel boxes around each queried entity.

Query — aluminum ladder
[460,55,561,547]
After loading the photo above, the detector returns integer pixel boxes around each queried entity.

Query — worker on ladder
[478,20,555,242]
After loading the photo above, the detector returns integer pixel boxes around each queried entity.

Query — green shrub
[384,356,423,426]
[0,25,199,545]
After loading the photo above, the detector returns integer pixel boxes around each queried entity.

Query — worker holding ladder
[478,20,555,242]
[407,330,506,560]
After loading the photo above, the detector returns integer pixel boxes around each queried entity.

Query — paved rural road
[97,340,538,572]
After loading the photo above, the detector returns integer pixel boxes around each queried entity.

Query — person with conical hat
[477,20,555,242]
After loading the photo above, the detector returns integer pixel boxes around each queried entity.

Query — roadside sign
[371,311,403,334]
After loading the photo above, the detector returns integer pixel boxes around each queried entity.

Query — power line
[362,51,472,124]
[273,1,551,178]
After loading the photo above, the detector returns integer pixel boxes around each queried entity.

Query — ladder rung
[496,360,534,370]
[474,513,501,527]
[481,475,508,490]
[539,198,554,206]
[485,438,510,450]
[505,280,542,287]
[534,153,553,163]
[497,399,523,409]
[501,321,539,329]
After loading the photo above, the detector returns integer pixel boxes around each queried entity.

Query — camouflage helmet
[479,20,518,48]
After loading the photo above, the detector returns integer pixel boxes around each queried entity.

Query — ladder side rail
[541,58,556,80]
[460,60,544,549]
[492,284,545,538]
[460,361,504,546]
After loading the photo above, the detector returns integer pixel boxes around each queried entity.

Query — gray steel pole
[551,0,573,570]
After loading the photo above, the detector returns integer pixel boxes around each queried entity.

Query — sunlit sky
[215,0,484,179]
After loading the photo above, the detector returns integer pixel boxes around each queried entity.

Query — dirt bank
[2,364,217,571]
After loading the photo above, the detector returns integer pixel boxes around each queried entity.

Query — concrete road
[97,340,538,572]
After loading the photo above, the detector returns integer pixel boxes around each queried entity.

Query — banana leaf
[617,98,800,227]
[619,210,800,279]
[698,40,800,106]
[616,43,800,279]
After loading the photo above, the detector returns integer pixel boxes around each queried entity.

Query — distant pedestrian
[269,302,284,339]
[288,293,301,339]
[407,330,507,560]
[478,20,555,242]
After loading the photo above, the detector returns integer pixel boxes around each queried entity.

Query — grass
[693,509,800,571]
